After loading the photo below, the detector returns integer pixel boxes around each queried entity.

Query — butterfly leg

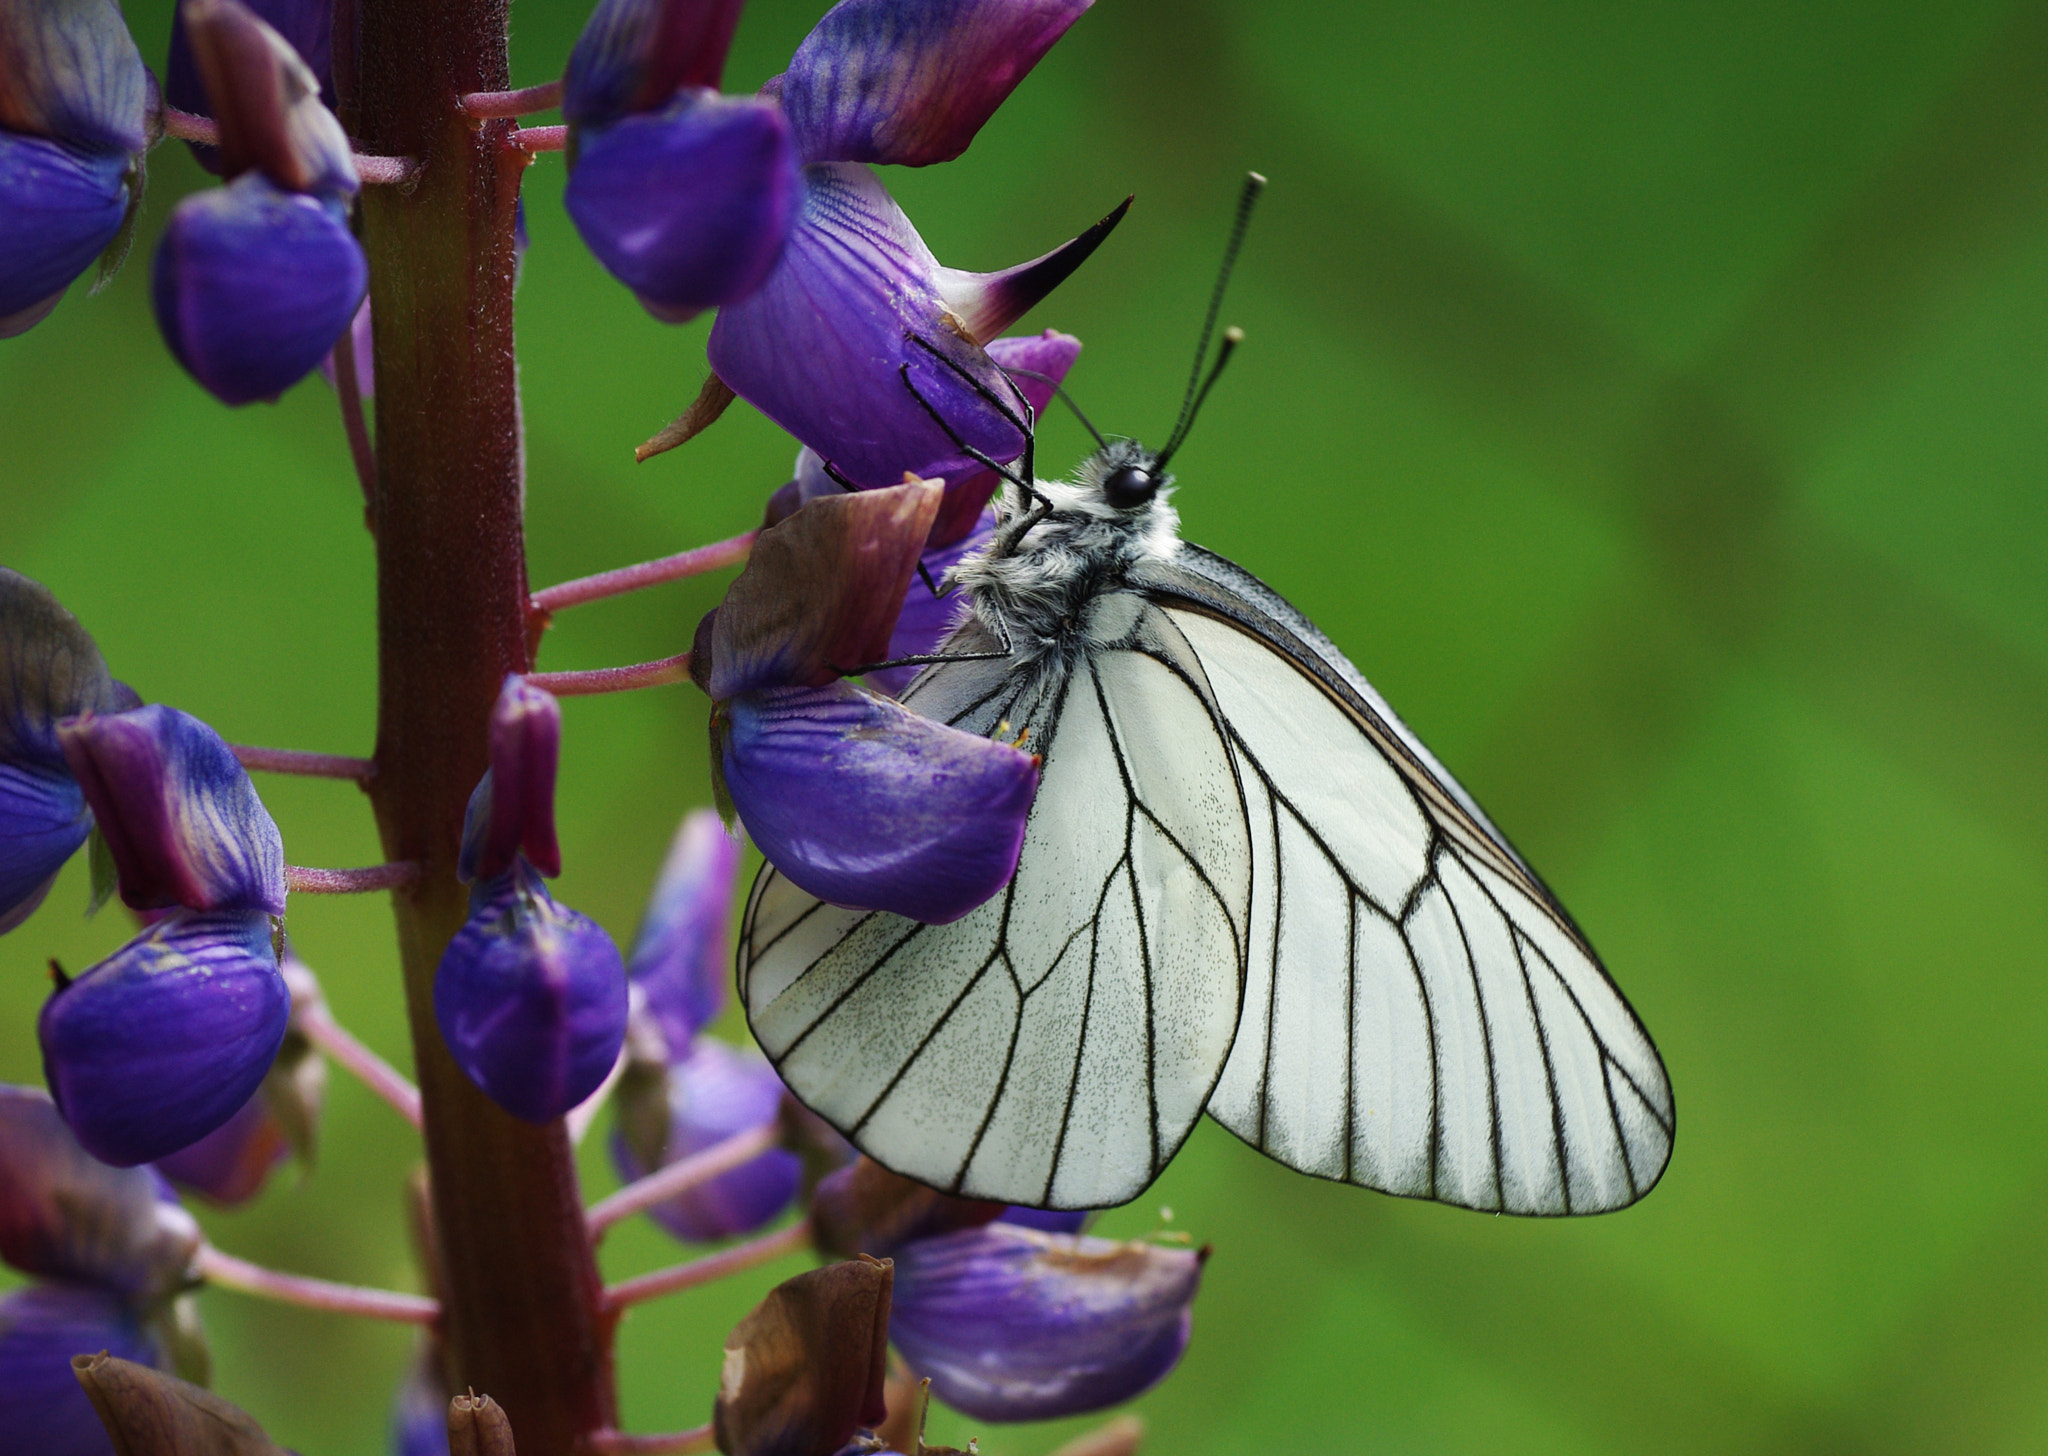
[847,610,1014,676]
[903,332,1040,488]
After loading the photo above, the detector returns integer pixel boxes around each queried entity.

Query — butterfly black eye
[1101,465,1158,509]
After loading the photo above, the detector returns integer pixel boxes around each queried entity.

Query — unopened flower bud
[0,569,128,932]
[888,1224,1203,1422]
[714,1256,892,1456]
[434,862,628,1124]
[57,704,286,916]
[1,1286,163,1456]
[166,0,333,173]
[39,908,289,1166]
[459,676,562,883]
[809,1157,1002,1261]
[178,0,354,198]
[72,1350,292,1455]
[446,1391,517,1456]
[152,172,368,406]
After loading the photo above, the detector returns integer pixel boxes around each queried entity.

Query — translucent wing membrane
[1140,550,1673,1215]
[741,598,1249,1209]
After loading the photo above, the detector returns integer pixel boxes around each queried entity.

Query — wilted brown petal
[448,1391,518,1456]
[809,1157,1002,1261]
[713,1255,892,1456]
[71,1351,291,1456]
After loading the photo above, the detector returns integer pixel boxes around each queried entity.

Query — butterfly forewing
[739,596,1250,1209]
[1144,565,1673,1215]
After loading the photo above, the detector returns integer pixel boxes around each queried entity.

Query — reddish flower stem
[531,531,755,614]
[285,862,422,894]
[603,1219,812,1312]
[526,652,693,697]
[585,1121,782,1239]
[586,1428,715,1456]
[295,1002,423,1128]
[516,124,569,153]
[232,744,376,781]
[459,81,563,118]
[158,107,417,183]
[331,321,379,519]
[194,1244,439,1324]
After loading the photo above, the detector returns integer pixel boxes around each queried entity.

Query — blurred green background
[6,0,2048,1450]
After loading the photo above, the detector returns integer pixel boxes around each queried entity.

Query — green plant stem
[352,0,617,1448]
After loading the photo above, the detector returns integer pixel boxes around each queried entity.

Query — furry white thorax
[947,443,1183,678]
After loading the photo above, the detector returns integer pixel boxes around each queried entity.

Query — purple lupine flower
[458,675,564,882]
[698,480,1038,924]
[165,0,334,173]
[0,0,149,336]
[56,704,287,916]
[888,1223,1203,1422]
[152,0,367,405]
[0,569,132,933]
[562,0,1115,487]
[40,908,290,1166]
[0,1085,203,1454]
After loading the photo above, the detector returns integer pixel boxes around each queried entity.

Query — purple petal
[56,705,286,916]
[718,678,1035,924]
[782,0,1092,167]
[458,676,562,883]
[562,0,745,129]
[934,196,1126,345]
[708,162,1030,489]
[152,1089,286,1206]
[152,174,368,406]
[39,909,289,1168]
[433,864,629,1124]
[889,1224,1202,1422]
[707,479,943,699]
[0,1084,199,1296]
[389,1342,451,1456]
[609,1038,801,1242]
[167,0,333,174]
[863,508,993,697]
[176,0,355,198]
[628,808,740,1049]
[566,91,797,324]
[0,765,89,934]
[921,328,1081,545]
[0,1284,161,1456]
[0,0,149,153]
[0,133,130,335]
[995,1205,1087,1234]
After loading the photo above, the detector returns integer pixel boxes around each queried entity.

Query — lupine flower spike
[0,0,150,336]
[696,479,1039,923]
[152,0,367,404]
[42,706,290,1166]
[435,676,630,1123]
[612,809,807,1242]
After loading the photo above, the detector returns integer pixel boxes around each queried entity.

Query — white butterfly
[737,423,1674,1214]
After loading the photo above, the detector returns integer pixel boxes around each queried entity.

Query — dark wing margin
[737,595,1252,1210]
[1135,548,1674,1215]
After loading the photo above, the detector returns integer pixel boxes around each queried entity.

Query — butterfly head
[1077,438,1172,514]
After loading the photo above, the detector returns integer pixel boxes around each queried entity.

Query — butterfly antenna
[1006,367,1110,450]
[1157,171,1264,469]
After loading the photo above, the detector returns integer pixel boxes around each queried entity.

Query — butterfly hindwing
[739,596,1250,1209]
[1141,550,1673,1215]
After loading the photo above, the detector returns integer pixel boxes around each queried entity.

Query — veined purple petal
[889,1224,1202,1422]
[628,808,739,1049]
[933,198,1125,349]
[177,0,354,198]
[0,0,148,153]
[167,0,333,174]
[708,162,1028,489]
[995,1205,1087,1234]
[57,705,286,916]
[434,864,628,1124]
[0,1085,200,1297]
[152,1089,286,1206]
[610,1037,801,1242]
[0,133,130,336]
[0,764,89,933]
[562,0,745,129]
[39,908,289,1167]
[0,1284,161,1456]
[152,174,368,406]
[707,479,942,700]
[782,0,1092,167]
[458,676,562,883]
[718,678,1035,924]
[566,90,797,324]
[863,507,993,697]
